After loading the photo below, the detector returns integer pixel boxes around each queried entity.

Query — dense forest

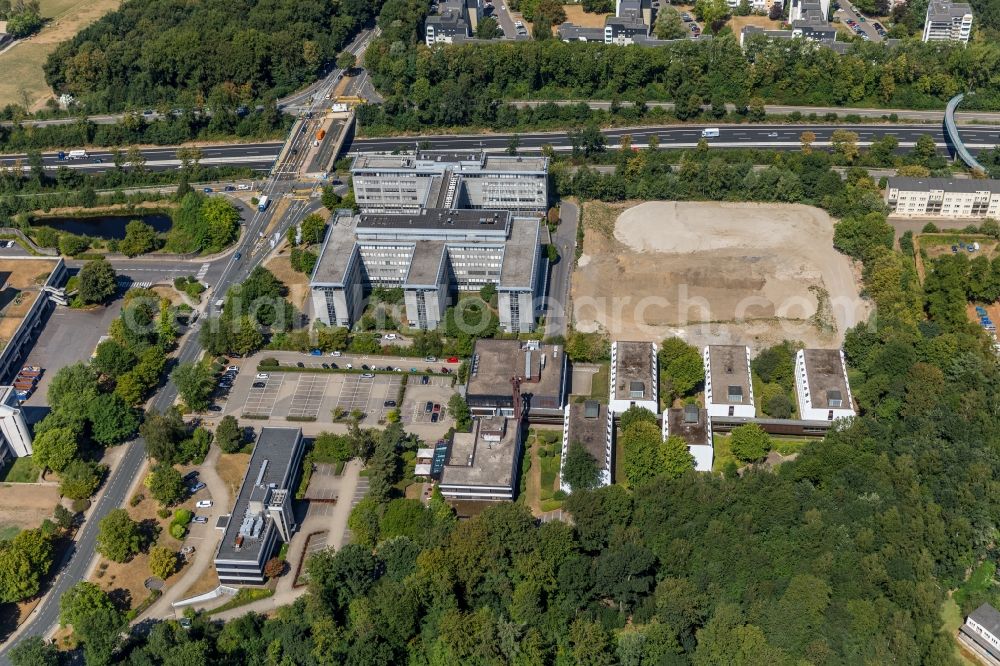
[362,32,1000,131]
[41,0,383,111]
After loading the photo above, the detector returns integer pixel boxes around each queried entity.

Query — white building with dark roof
[609,341,658,415]
[439,416,522,501]
[885,177,1000,219]
[923,0,973,43]
[794,349,855,421]
[663,404,713,472]
[960,603,1000,664]
[560,400,613,492]
[704,345,755,419]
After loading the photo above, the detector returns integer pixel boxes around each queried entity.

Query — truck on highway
[316,129,326,141]
[257,195,270,212]
[700,128,720,138]
[67,149,88,159]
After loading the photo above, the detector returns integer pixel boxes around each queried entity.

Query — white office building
[794,349,856,422]
[608,341,659,415]
[923,0,973,42]
[885,177,1000,219]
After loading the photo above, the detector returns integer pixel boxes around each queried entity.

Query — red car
[440,367,450,374]
[447,356,459,363]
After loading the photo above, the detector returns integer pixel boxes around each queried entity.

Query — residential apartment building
[885,177,1000,218]
[425,0,480,46]
[794,349,856,422]
[960,603,1000,665]
[923,0,973,43]
[0,386,32,464]
[663,404,713,472]
[309,209,542,332]
[351,151,548,214]
[560,400,613,492]
[703,345,756,418]
[214,428,305,585]
[608,341,659,415]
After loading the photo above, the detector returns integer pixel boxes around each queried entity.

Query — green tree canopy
[728,423,771,464]
[563,441,601,492]
[77,258,118,305]
[96,508,143,562]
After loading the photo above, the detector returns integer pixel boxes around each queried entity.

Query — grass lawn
[0,456,39,483]
[0,524,21,541]
[207,587,274,615]
[712,434,815,472]
[590,363,610,401]
[940,596,979,666]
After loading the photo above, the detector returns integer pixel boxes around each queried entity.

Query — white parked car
[196,500,213,508]
[255,373,269,380]
[330,351,343,357]
[384,333,398,340]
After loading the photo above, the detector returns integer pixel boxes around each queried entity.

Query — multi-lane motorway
[0,142,282,173]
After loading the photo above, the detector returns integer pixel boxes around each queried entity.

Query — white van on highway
[701,128,720,138]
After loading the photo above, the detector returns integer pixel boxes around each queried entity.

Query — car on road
[234,252,242,260]
[310,349,323,355]
[190,482,207,492]
[196,500,213,508]
[256,373,269,380]
[203,187,213,193]
[237,184,251,190]
[193,516,208,524]
[224,185,236,191]
[767,132,778,137]
[384,400,397,407]
[361,373,375,379]
[252,381,266,388]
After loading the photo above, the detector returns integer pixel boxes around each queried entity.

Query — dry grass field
[571,201,869,352]
[0,0,122,110]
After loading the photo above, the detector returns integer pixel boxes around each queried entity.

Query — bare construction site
[571,201,869,352]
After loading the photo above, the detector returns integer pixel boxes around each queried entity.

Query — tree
[215,415,243,453]
[88,393,140,446]
[620,421,667,488]
[619,405,657,431]
[300,213,327,245]
[694,0,730,28]
[54,504,75,530]
[448,394,471,431]
[264,557,285,578]
[32,426,78,473]
[59,234,89,256]
[146,464,185,506]
[148,546,178,579]
[119,220,159,257]
[77,258,118,305]
[800,131,816,153]
[728,423,771,464]
[96,508,142,562]
[662,435,695,477]
[92,338,136,378]
[659,338,704,400]
[60,581,125,666]
[913,133,938,163]
[655,6,688,39]
[475,16,502,38]
[830,129,860,163]
[563,441,601,492]
[0,528,53,602]
[201,197,241,252]
[532,0,566,38]
[171,362,216,412]
[321,185,342,210]
[336,51,357,72]
[141,408,187,463]
[59,460,103,500]
[8,635,59,666]
[833,212,894,260]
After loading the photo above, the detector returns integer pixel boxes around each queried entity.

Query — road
[278,28,379,111]
[348,123,1000,153]
[546,202,578,339]
[0,142,282,173]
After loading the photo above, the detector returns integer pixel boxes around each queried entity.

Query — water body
[35,213,172,240]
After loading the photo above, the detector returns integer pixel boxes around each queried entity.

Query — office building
[960,603,1000,665]
[923,0,973,43]
[351,151,548,214]
[0,386,32,463]
[438,416,522,501]
[794,349,856,422]
[560,400,613,492]
[309,209,543,332]
[465,339,567,418]
[214,428,305,585]
[608,341,659,415]
[663,404,713,472]
[885,177,1000,218]
[703,345,755,418]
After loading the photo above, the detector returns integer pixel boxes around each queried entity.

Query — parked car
[421,376,430,385]
[310,349,322,355]
[447,356,459,363]
[322,363,330,369]
[384,400,397,407]
[361,373,375,379]
[183,471,199,482]
[441,367,451,374]
[190,482,207,492]
[431,413,439,423]
[425,401,434,413]
[252,381,266,388]
[433,403,442,413]
[296,361,304,368]
[384,333,398,340]
[193,516,208,524]
[203,187,213,193]
[256,373,269,380]
[208,405,222,412]
[196,500,213,508]
[330,351,343,357]
[424,356,437,362]
[227,365,239,372]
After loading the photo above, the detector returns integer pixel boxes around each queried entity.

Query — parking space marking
[288,374,327,419]
[243,374,284,417]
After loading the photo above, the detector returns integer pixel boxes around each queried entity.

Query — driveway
[545,201,579,339]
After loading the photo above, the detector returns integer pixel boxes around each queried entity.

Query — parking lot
[242,373,286,418]
[402,377,455,427]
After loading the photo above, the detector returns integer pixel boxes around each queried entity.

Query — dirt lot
[0,483,59,537]
[216,452,251,501]
[571,201,869,352]
[728,14,784,32]
[562,4,611,27]
[265,251,310,312]
[0,0,122,109]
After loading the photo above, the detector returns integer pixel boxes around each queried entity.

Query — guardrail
[945,94,988,172]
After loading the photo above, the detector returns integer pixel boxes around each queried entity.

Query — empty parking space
[242,374,285,418]
[402,381,456,426]
[334,374,401,419]
[288,374,328,419]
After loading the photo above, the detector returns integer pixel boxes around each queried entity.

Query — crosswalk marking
[195,263,210,281]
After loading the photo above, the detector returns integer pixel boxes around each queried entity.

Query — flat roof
[665,406,710,446]
[468,339,565,400]
[613,341,656,403]
[707,345,752,406]
[888,176,1000,194]
[969,603,1000,637]
[404,242,447,287]
[480,154,548,173]
[0,257,62,354]
[310,214,359,285]
[802,349,850,410]
[927,0,972,18]
[440,417,519,487]
[215,427,302,563]
[498,217,540,290]
[356,209,510,233]
[567,401,610,474]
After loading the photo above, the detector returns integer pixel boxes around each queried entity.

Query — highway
[0,142,282,173]
[348,123,999,153]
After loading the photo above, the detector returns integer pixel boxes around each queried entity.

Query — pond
[34,213,172,240]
